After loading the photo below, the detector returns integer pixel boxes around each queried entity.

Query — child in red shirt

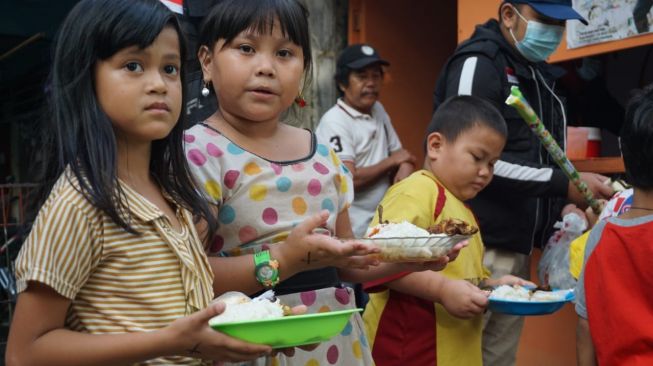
[576,84,653,366]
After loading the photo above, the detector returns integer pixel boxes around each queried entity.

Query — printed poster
[567,0,653,48]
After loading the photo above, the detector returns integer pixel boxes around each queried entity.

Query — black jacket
[434,19,569,255]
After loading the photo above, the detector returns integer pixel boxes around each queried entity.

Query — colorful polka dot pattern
[184,124,353,250]
[184,125,368,366]
[266,287,373,366]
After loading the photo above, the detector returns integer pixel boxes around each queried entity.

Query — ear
[426,132,445,160]
[198,45,213,82]
[337,82,347,94]
[500,3,517,29]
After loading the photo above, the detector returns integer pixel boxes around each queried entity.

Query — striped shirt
[15,170,214,365]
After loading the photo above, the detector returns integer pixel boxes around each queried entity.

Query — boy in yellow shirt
[363,96,533,366]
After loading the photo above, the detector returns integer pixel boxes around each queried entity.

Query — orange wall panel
[348,0,457,164]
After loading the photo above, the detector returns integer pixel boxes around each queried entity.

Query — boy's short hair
[426,95,507,148]
[620,84,653,190]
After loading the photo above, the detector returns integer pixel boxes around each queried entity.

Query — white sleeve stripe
[494,160,553,182]
[160,0,183,13]
[457,57,478,96]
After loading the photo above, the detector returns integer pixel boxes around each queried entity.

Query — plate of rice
[209,291,361,348]
[360,220,474,262]
[488,285,575,316]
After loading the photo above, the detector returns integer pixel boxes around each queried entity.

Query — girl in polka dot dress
[184,1,455,365]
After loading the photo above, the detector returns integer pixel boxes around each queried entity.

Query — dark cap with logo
[507,0,588,25]
[336,44,390,70]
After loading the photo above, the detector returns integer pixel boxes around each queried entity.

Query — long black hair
[198,0,313,85]
[33,0,217,239]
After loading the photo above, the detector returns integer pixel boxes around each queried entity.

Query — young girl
[5,0,304,364]
[186,0,458,364]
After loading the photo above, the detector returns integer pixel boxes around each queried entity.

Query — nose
[147,70,167,94]
[478,164,492,178]
[255,54,275,78]
[363,79,377,89]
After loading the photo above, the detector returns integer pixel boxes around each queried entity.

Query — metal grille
[0,184,35,358]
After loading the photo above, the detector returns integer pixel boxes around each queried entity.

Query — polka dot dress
[185,123,373,366]
[185,123,352,255]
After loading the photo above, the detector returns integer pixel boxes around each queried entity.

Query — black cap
[337,44,390,70]
[508,0,588,25]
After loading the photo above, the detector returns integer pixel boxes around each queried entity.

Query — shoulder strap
[434,182,446,220]
[418,172,447,220]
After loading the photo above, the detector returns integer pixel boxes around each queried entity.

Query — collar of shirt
[116,179,172,223]
[336,98,375,120]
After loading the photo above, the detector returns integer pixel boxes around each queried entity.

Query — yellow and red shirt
[363,170,489,366]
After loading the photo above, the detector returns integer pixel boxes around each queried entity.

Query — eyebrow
[238,31,294,45]
[162,53,181,62]
[119,48,180,61]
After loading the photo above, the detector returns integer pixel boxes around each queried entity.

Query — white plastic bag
[538,213,587,289]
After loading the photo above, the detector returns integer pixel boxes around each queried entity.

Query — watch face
[257,265,276,280]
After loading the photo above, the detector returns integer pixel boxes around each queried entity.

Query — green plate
[209,308,362,348]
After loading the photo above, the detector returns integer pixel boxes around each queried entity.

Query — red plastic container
[585,127,601,158]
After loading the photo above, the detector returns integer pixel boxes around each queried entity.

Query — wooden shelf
[571,157,624,174]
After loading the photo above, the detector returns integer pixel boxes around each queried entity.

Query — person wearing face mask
[433,1,615,366]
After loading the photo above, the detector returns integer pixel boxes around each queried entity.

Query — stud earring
[294,94,306,108]
[201,80,211,97]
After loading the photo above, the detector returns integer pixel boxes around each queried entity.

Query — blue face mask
[510,8,564,62]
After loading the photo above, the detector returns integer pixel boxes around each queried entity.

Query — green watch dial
[254,250,279,288]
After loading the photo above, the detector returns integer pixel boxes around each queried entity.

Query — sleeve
[569,231,591,279]
[442,54,505,111]
[184,129,224,206]
[14,194,98,300]
[328,147,354,213]
[489,161,569,198]
[316,115,356,163]
[364,180,438,292]
[574,220,606,319]
[376,104,402,152]
[443,54,569,198]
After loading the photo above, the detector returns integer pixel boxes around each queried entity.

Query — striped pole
[505,86,602,214]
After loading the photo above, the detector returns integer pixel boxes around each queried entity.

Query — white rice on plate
[489,285,571,302]
[209,291,285,325]
[366,221,431,238]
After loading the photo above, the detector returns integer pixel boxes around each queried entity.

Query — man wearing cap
[433,1,614,365]
[317,44,415,238]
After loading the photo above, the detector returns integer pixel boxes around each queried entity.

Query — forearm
[9,327,175,366]
[337,262,406,283]
[208,245,306,296]
[490,160,568,198]
[576,317,597,366]
[386,271,447,303]
[350,159,397,189]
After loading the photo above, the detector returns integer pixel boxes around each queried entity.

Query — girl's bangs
[207,0,309,51]
[95,1,183,60]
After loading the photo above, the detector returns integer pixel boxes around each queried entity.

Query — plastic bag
[538,213,587,290]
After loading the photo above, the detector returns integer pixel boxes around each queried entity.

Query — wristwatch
[254,250,280,289]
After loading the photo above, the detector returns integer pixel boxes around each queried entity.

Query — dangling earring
[294,93,306,108]
[201,80,211,97]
